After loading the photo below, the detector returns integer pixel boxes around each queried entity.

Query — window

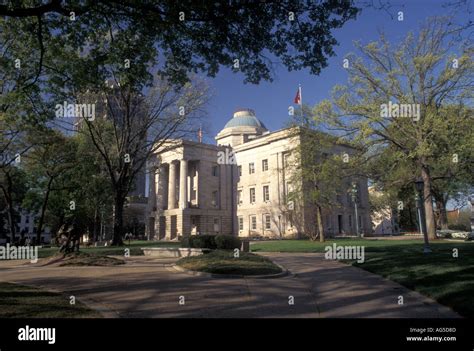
[212,191,219,207]
[213,218,220,233]
[262,159,268,171]
[287,213,293,228]
[249,188,256,204]
[349,215,352,228]
[283,153,290,168]
[212,165,219,177]
[338,215,343,233]
[285,182,293,199]
[250,215,257,230]
[264,214,271,230]
[325,215,331,230]
[263,185,270,202]
[238,217,244,231]
[238,165,242,176]
[237,190,243,204]
[249,162,255,174]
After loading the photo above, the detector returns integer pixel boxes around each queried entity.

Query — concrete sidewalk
[260,252,460,318]
[0,253,459,318]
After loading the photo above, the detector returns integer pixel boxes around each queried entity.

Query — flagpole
[299,84,303,119]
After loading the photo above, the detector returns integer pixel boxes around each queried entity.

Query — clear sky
[201,0,470,143]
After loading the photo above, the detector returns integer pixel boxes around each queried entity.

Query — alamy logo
[18,325,56,344]
[217,149,236,165]
[324,243,365,263]
[55,101,96,121]
[0,244,38,263]
[380,101,420,121]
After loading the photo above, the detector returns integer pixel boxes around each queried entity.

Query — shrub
[215,235,241,250]
[181,237,191,248]
[448,224,470,232]
[182,235,217,249]
[436,230,452,239]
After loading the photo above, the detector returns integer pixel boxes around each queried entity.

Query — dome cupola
[216,108,268,147]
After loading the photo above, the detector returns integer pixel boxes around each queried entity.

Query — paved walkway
[0,253,459,318]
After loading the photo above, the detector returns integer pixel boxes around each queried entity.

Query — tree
[313,17,473,240]
[23,130,77,243]
[0,165,27,243]
[366,104,474,232]
[74,132,113,243]
[21,132,114,247]
[1,1,361,246]
[0,15,53,243]
[0,1,359,85]
[286,107,361,242]
[77,77,208,245]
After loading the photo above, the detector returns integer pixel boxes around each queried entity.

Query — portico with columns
[147,140,233,240]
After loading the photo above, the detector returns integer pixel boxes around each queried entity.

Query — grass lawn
[51,251,125,266]
[38,240,181,258]
[0,282,100,318]
[251,238,426,252]
[252,238,474,317]
[177,250,282,275]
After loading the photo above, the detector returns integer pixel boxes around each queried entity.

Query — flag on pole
[294,85,302,105]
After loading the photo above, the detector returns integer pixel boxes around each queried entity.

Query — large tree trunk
[112,193,125,246]
[93,207,99,242]
[436,198,449,230]
[1,173,16,243]
[316,205,325,242]
[6,197,16,243]
[36,177,54,244]
[421,166,437,240]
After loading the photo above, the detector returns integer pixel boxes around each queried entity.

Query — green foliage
[447,223,471,232]
[1,1,361,245]
[182,235,217,249]
[214,235,241,250]
[285,118,362,240]
[177,250,281,276]
[312,17,474,238]
[0,2,359,86]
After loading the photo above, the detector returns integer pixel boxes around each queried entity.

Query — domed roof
[223,109,267,130]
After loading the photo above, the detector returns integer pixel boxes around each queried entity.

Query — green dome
[223,109,267,130]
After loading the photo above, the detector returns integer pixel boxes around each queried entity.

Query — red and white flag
[294,86,302,105]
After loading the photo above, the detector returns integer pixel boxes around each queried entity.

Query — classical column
[179,159,188,209]
[156,165,165,210]
[187,163,192,204]
[148,166,157,211]
[196,161,200,207]
[168,161,177,209]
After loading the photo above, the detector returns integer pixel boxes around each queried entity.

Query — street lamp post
[351,183,360,237]
[414,178,431,254]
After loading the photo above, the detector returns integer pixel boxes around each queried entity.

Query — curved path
[0,253,459,318]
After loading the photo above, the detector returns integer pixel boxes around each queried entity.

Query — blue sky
[202,0,469,143]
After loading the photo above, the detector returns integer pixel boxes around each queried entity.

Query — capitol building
[146,109,371,240]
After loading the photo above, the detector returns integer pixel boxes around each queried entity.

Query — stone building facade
[146,109,371,239]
